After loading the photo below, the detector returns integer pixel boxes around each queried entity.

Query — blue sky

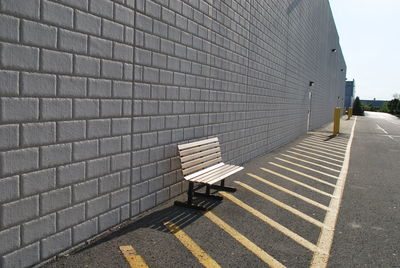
[329,0,400,100]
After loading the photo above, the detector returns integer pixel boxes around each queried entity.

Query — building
[0,0,346,266]
[345,79,355,108]
[361,99,386,108]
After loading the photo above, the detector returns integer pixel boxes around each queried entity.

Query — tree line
[352,95,400,116]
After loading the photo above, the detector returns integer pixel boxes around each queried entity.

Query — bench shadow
[323,135,340,141]
[73,197,222,254]
[322,134,350,141]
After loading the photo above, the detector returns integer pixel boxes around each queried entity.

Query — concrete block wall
[0,0,346,266]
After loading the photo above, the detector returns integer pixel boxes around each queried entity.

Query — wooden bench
[175,137,243,210]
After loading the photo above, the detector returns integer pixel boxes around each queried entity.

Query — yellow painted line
[290,148,343,164]
[306,134,348,142]
[302,139,347,150]
[306,137,348,147]
[234,181,328,228]
[260,167,334,197]
[295,145,344,159]
[119,245,149,268]
[247,173,330,211]
[268,163,336,188]
[286,150,342,168]
[302,139,348,149]
[281,154,340,173]
[296,144,346,158]
[307,133,348,142]
[301,140,347,151]
[297,143,345,156]
[311,133,348,140]
[304,138,348,149]
[204,211,286,268]
[164,221,221,268]
[306,135,348,144]
[274,158,339,179]
[220,192,319,252]
[310,117,357,268]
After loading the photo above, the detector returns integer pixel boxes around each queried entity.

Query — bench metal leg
[197,184,223,200]
[213,179,236,192]
[206,185,210,195]
[174,180,236,211]
[174,182,209,211]
[188,181,194,204]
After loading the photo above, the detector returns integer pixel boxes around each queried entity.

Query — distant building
[345,79,355,108]
[361,99,386,108]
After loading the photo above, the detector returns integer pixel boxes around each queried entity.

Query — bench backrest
[178,137,222,176]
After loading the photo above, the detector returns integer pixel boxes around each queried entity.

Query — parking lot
[45,117,355,268]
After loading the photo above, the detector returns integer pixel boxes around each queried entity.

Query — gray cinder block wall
[0,0,346,266]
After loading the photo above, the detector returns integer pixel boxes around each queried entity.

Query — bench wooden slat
[206,166,244,185]
[179,142,220,157]
[185,163,225,180]
[188,164,235,182]
[180,147,221,163]
[191,165,242,184]
[181,152,222,169]
[182,158,222,176]
[178,137,219,150]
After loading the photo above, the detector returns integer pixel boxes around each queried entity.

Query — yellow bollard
[333,107,341,135]
[348,107,353,119]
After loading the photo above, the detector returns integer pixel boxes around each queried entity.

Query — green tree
[387,98,400,114]
[362,102,376,111]
[379,102,389,113]
[397,101,400,115]
[352,97,364,116]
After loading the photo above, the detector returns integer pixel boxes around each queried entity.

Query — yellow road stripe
[164,222,221,268]
[304,138,348,149]
[305,135,348,144]
[204,211,286,268]
[274,158,339,179]
[286,150,342,168]
[308,133,348,141]
[296,145,344,159]
[305,138,348,147]
[260,167,334,197]
[234,181,327,228]
[119,245,149,268]
[268,163,336,187]
[302,139,347,151]
[297,143,345,156]
[281,154,340,173]
[301,140,347,151]
[290,148,343,164]
[311,117,357,267]
[247,173,330,211]
[220,192,319,252]
[307,133,348,142]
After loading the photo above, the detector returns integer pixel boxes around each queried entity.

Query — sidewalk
[43,117,356,268]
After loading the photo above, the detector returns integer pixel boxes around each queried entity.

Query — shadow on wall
[287,0,304,14]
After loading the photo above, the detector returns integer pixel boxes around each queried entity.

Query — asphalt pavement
[41,113,399,268]
[329,112,400,267]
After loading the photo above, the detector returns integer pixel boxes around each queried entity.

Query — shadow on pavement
[72,196,222,254]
